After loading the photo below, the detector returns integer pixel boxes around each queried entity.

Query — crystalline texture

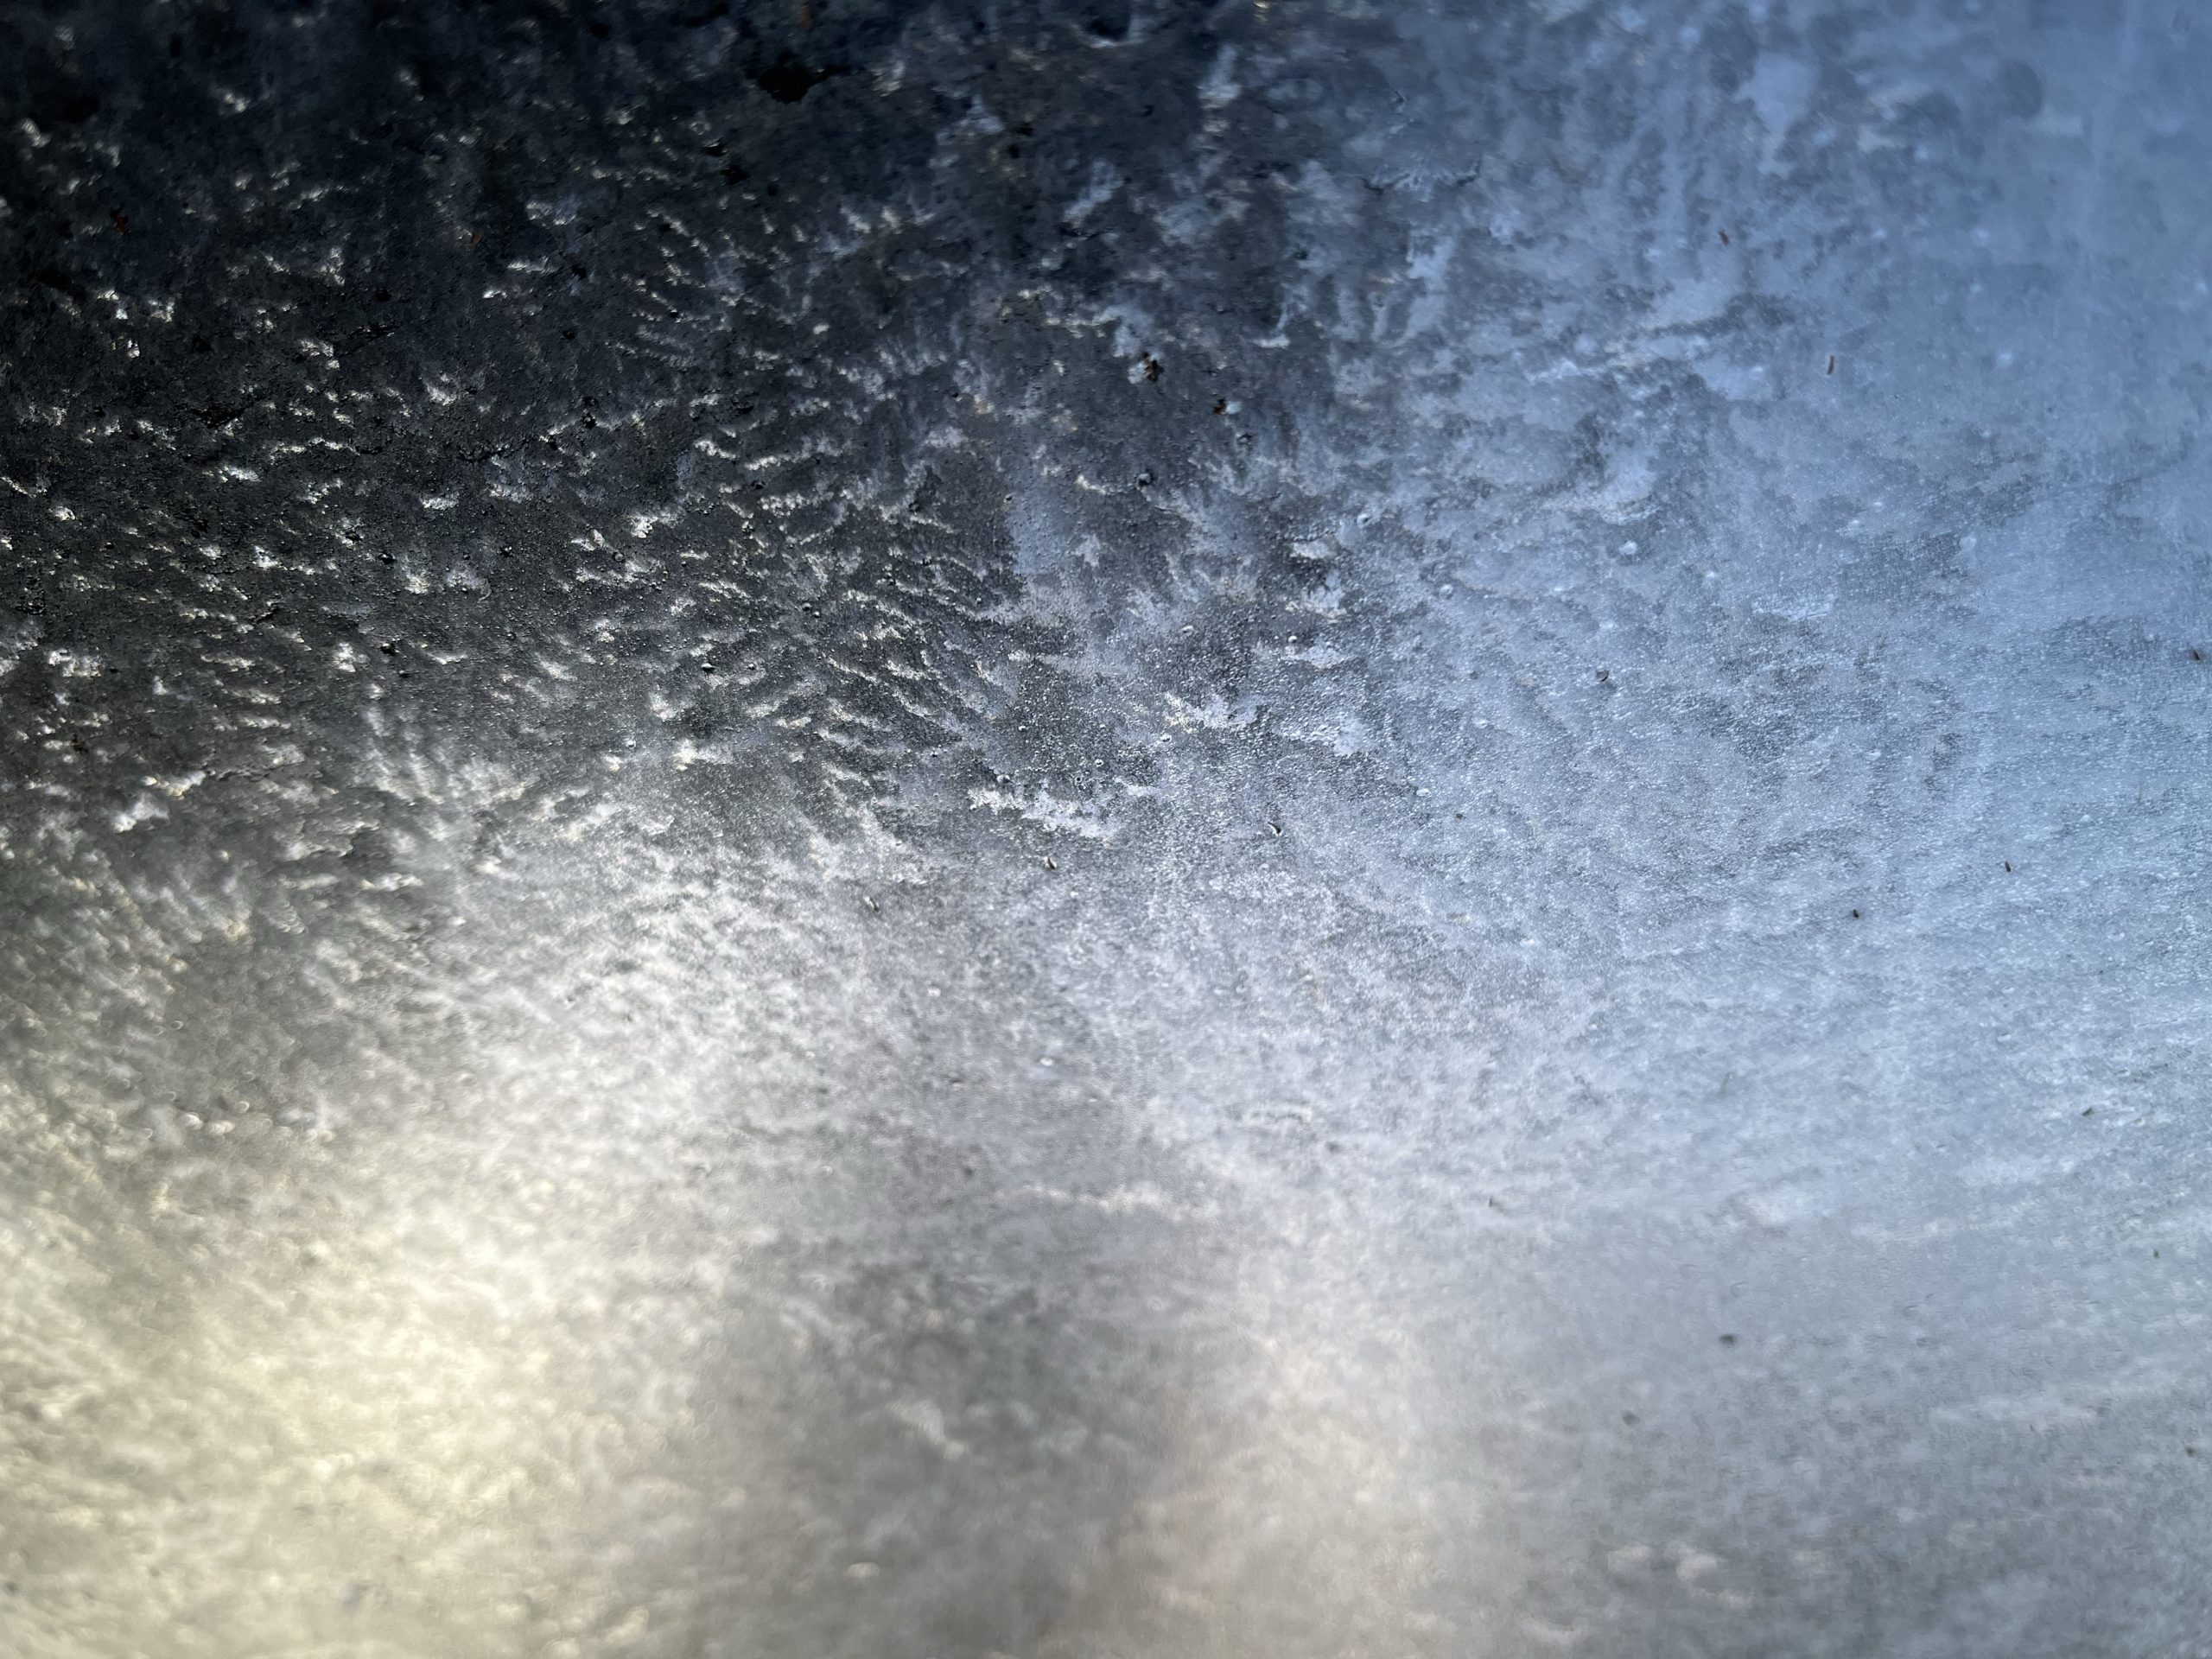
[3,3,2209,1656]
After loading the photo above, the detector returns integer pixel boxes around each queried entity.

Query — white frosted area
[3,2,2209,1654]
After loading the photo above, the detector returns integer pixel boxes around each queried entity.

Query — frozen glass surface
[3,2,2209,1655]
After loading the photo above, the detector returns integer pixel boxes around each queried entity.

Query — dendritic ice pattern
[3,2,2210,1656]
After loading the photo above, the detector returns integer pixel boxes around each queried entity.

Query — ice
[3,1,2209,1655]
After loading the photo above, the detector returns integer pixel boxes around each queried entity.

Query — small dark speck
[1268,822,1281,836]
[1719,1332,1738,1346]
[2082,1107,2094,1116]
[756,51,843,105]
[700,662,715,674]
[190,335,211,353]
[587,18,611,38]
[1595,667,1609,682]
[110,208,130,235]
[1827,354,1837,374]
[1142,354,1162,382]
[1719,229,1731,245]
[1007,143,1021,158]
[1622,1412,1638,1426]
[2192,648,2203,662]
[1850,908,1861,918]
[1213,397,1227,414]
[378,640,397,655]
[2190,1446,2199,1456]
[2004,860,2012,871]
[1044,855,1057,870]
[42,85,100,124]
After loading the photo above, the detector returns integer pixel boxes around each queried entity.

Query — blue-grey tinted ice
[3,2,2209,1655]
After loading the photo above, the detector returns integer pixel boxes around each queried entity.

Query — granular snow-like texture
[3,3,2209,1655]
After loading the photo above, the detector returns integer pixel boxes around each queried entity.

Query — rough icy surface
[3,1,2209,1654]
